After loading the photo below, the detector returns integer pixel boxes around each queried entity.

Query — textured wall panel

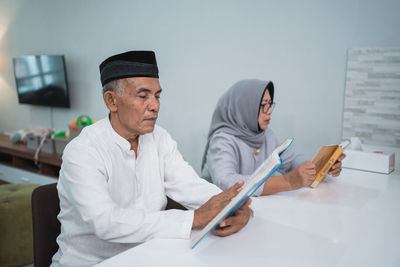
[343,47,400,147]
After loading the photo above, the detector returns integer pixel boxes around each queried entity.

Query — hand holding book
[192,180,248,229]
[284,161,317,190]
[327,153,346,177]
[212,198,252,237]
[310,140,350,188]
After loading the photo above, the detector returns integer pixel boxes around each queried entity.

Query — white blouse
[51,117,221,267]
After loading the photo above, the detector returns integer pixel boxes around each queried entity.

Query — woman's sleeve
[205,134,264,196]
[267,131,306,175]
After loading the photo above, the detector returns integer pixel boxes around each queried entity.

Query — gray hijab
[201,79,274,170]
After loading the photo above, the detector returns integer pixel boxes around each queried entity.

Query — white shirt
[51,117,221,267]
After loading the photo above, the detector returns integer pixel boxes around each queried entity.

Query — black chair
[166,197,187,210]
[31,183,61,267]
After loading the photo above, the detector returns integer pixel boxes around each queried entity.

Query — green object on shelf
[76,115,93,127]
[52,131,66,139]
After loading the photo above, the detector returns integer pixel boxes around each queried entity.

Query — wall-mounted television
[12,55,70,108]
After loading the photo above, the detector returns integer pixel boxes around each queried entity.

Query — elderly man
[51,51,252,266]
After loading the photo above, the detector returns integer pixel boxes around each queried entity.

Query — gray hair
[102,79,124,96]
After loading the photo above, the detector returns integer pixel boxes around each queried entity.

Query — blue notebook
[191,138,294,248]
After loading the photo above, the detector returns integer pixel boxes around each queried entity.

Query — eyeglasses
[260,102,276,113]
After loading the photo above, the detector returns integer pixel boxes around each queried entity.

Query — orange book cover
[310,141,349,188]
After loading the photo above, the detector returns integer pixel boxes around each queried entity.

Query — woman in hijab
[201,79,345,196]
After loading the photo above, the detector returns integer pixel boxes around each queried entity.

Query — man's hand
[213,198,252,237]
[192,181,244,229]
[286,161,316,189]
[328,153,346,177]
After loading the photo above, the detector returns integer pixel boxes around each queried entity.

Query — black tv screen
[12,55,70,108]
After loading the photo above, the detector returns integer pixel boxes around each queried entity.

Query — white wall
[0,0,399,172]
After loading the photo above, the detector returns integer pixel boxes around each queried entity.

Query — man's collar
[105,116,132,151]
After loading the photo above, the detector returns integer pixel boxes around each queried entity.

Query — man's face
[114,77,161,136]
[258,90,273,131]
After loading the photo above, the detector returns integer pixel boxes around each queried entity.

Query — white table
[96,168,400,267]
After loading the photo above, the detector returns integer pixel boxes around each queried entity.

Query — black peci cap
[99,51,159,86]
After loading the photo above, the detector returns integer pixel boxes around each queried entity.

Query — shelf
[0,134,62,178]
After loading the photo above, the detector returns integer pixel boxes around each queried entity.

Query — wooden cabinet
[0,134,61,178]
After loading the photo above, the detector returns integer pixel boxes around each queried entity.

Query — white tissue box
[342,149,395,174]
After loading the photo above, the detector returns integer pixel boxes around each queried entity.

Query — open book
[310,140,350,188]
[191,138,294,249]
